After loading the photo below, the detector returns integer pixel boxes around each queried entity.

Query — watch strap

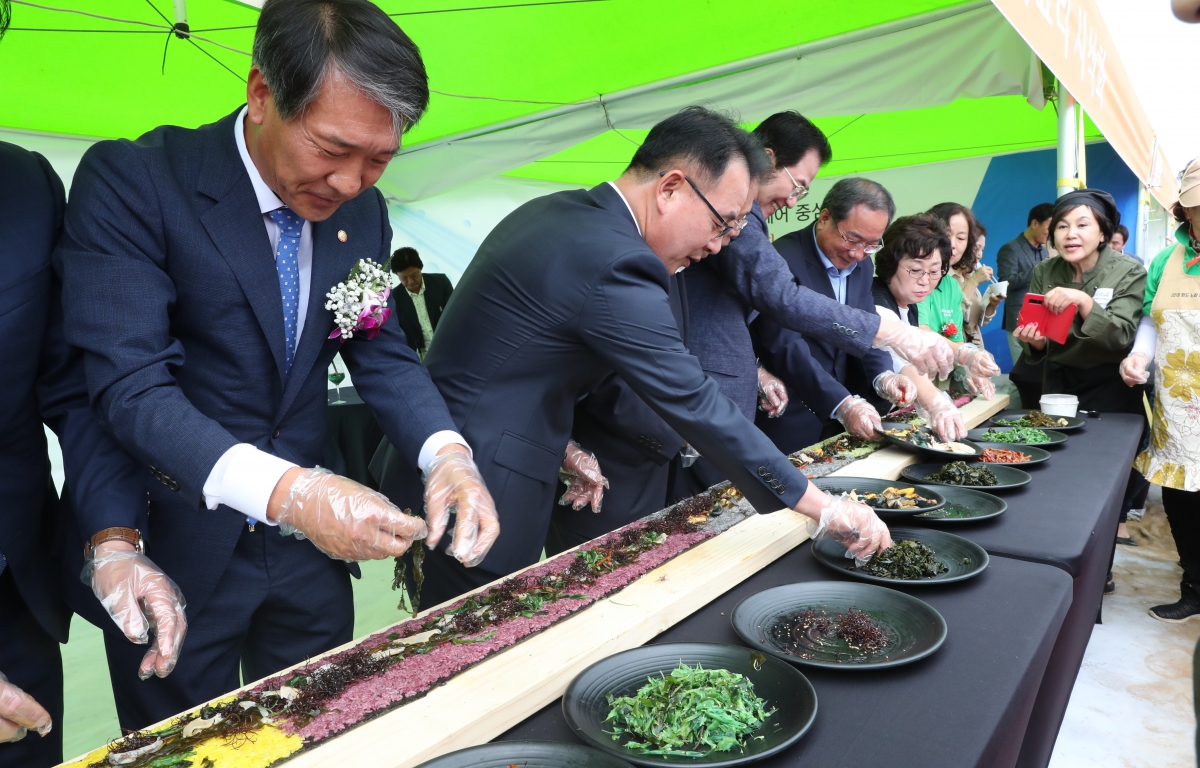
[85,526,144,558]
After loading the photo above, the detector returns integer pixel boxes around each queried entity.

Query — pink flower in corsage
[325,258,393,341]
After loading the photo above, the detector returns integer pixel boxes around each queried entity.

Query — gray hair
[253,0,429,141]
[821,178,896,225]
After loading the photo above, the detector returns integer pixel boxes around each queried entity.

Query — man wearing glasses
[752,178,916,454]
[674,112,954,495]
[381,107,898,606]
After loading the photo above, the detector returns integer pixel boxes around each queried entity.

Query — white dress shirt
[202,107,466,525]
[407,280,435,351]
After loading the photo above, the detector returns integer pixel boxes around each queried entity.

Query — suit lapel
[276,204,365,418]
[197,116,288,383]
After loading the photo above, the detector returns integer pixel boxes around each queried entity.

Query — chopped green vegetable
[979,426,1050,444]
[859,539,949,580]
[606,664,774,757]
[925,461,998,486]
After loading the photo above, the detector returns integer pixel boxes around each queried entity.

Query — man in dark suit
[676,112,953,492]
[58,0,498,730]
[0,139,151,766]
[753,178,915,454]
[381,107,894,606]
[390,246,454,357]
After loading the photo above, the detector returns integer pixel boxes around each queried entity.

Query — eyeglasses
[900,265,945,282]
[782,166,810,202]
[836,223,884,254]
[663,171,746,238]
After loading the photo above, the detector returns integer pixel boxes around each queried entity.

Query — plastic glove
[756,367,788,418]
[956,367,997,400]
[81,544,187,680]
[835,396,882,440]
[872,320,954,380]
[809,492,892,566]
[873,372,918,407]
[424,447,500,568]
[276,468,428,561]
[559,439,609,513]
[0,671,51,743]
[953,342,1000,378]
[914,390,968,442]
[1120,352,1150,386]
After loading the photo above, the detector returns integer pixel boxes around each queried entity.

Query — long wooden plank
[286,509,814,768]
[59,394,1007,767]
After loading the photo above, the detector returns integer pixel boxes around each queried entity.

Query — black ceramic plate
[811,477,946,518]
[967,426,1069,447]
[877,421,983,458]
[971,442,1051,466]
[811,527,989,586]
[900,462,1031,491]
[563,643,817,767]
[731,582,946,671]
[989,409,1086,431]
[416,742,635,768]
[913,486,1008,523]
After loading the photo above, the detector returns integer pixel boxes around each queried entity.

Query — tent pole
[1057,81,1080,198]
[1137,183,1151,261]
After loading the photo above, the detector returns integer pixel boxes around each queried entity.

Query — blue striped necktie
[268,207,303,373]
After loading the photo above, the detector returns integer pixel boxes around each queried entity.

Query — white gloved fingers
[1120,352,1150,386]
[874,322,955,380]
[0,673,51,740]
[424,451,499,567]
[954,343,1001,378]
[563,440,606,486]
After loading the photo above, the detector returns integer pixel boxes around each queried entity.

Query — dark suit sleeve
[754,318,852,422]
[339,193,463,469]
[713,217,881,356]
[579,374,684,463]
[580,251,806,514]
[33,152,146,538]
[997,241,1034,291]
[58,140,244,504]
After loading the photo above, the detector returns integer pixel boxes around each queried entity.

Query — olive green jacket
[1022,246,1146,369]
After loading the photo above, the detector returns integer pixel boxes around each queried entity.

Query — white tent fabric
[380,1,1043,201]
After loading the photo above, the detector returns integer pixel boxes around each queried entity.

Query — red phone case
[1017,293,1077,344]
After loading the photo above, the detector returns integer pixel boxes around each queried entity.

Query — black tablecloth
[497,549,1073,768]
[907,414,1142,767]
[326,386,384,489]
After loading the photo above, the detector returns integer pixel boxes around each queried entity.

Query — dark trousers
[546,458,670,557]
[1162,486,1200,597]
[102,526,354,731]
[0,569,62,768]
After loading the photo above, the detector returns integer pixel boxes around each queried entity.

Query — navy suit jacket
[395,272,453,352]
[0,142,143,642]
[57,109,458,616]
[751,224,894,453]
[415,184,806,574]
[682,202,882,421]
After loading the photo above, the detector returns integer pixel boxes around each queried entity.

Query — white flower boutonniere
[325,258,392,341]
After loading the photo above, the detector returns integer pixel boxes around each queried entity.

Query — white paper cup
[991,280,1009,299]
[1040,394,1079,417]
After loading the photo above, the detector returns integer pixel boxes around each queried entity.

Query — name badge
[1092,287,1114,309]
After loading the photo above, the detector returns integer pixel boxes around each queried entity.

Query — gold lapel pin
[338,230,348,242]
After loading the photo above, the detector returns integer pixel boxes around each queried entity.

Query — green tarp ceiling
[0,0,1100,200]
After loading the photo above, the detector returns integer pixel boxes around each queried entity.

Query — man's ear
[246,67,272,126]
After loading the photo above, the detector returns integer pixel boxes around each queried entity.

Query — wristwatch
[84,527,145,560]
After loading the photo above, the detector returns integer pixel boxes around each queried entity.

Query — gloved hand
[957,367,997,400]
[0,671,51,743]
[276,468,428,561]
[953,342,1001,378]
[559,439,609,513]
[873,371,918,407]
[82,543,187,680]
[915,390,968,442]
[872,319,954,380]
[809,492,892,566]
[1120,352,1150,386]
[756,367,788,418]
[835,395,882,439]
[423,447,500,568]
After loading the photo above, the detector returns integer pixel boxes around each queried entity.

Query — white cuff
[1132,314,1157,358]
[202,444,297,525]
[830,395,852,420]
[417,431,471,474]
